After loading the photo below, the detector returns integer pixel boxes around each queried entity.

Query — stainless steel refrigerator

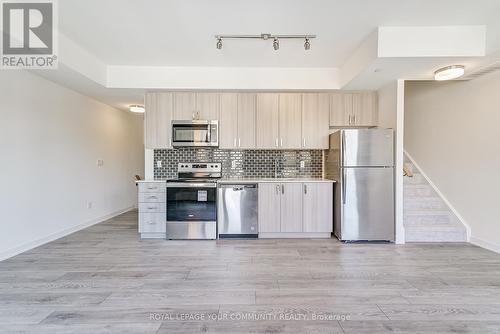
[325,129,394,241]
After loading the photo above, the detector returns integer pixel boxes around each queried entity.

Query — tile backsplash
[154,148,323,179]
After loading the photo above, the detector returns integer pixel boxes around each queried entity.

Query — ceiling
[59,0,500,68]
[28,0,500,110]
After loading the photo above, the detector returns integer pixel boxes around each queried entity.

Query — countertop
[217,178,335,184]
[137,178,335,184]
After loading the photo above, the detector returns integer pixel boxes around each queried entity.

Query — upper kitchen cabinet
[330,92,378,127]
[219,93,256,149]
[279,93,302,149]
[196,93,220,120]
[237,93,256,149]
[256,93,280,149]
[356,92,378,127]
[302,93,329,149]
[329,93,350,127]
[144,92,173,149]
[219,93,238,149]
[173,92,219,120]
[173,92,196,120]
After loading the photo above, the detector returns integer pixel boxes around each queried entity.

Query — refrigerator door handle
[342,168,347,204]
[341,131,346,167]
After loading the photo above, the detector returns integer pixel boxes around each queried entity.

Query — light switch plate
[97,159,104,167]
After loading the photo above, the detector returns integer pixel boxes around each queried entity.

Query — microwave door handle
[207,122,211,143]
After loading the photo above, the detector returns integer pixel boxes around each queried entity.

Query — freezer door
[342,129,394,167]
[341,167,394,241]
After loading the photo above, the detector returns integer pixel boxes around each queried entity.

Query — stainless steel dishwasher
[217,183,258,238]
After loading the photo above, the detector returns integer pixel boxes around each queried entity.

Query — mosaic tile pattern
[154,148,323,179]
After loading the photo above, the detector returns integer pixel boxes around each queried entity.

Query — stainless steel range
[166,163,221,240]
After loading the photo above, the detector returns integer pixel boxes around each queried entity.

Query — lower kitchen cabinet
[258,183,282,233]
[280,183,303,232]
[137,182,167,238]
[258,182,333,238]
[303,182,333,232]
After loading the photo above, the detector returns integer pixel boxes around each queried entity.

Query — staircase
[403,156,467,242]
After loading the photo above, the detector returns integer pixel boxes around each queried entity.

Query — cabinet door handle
[148,196,157,199]
[275,138,279,147]
[348,115,352,125]
[233,138,237,147]
[281,184,284,195]
[147,206,157,210]
[304,184,307,194]
[303,138,306,147]
[238,138,241,147]
[280,138,283,147]
[353,115,356,124]
[275,184,280,195]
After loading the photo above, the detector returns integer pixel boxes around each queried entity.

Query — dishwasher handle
[219,184,257,189]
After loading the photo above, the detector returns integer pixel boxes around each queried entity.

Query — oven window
[172,124,209,143]
[167,187,216,221]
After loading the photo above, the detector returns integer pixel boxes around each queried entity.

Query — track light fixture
[273,38,279,51]
[304,38,310,50]
[214,33,316,51]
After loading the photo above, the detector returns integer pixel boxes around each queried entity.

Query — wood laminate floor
[1,210,500,333]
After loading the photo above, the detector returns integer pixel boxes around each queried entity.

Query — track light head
[304,38,310,50]
[216,38,222,50]
[273,38,279,51]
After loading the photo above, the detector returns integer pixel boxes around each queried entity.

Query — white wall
[405,72,500,253]
[378,80,405,244]
[0,70,144,260]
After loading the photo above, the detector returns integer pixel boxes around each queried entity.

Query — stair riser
[404,186,436,197]
[403,174,427,185]
[404,200,448,210]
[405,231,467,242]
[404,215,453,225]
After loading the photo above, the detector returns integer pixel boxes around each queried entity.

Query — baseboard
[404,150,472,241]
[470,236,500,254]
[0,206,135,261]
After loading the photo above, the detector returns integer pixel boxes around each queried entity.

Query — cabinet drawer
[138,192,166,203]
[138,183,166,193]
[139,213,166,233]
[139,202,166,213]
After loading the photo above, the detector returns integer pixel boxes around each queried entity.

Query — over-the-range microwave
[171,120,219,147]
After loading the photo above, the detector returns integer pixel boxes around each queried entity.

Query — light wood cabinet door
[279,93,302,149]
[237,93,256,149]
[280,183,303,232]
[173,92,196,120]
[219,93,238,149]
[355,92,378,126]
[144,92,173,149]
[258,183,282,233]
[330,93,350,127]
[302,93,330,149]
[303,183,333,233]
[256,93,279,149]
[196,93,220,120]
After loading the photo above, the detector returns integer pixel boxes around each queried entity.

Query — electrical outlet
[87,201,93,209]
[97,159,104,167]
[300,160,305,168]
[156,160,162,168]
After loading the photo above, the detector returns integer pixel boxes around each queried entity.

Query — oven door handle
[167,182,217,188]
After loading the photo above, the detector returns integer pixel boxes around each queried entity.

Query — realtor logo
[1,0,58,69]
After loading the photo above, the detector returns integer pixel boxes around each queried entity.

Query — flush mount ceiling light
[129,105,145,113]
[434,65,465,81]
[215,33,316,51]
